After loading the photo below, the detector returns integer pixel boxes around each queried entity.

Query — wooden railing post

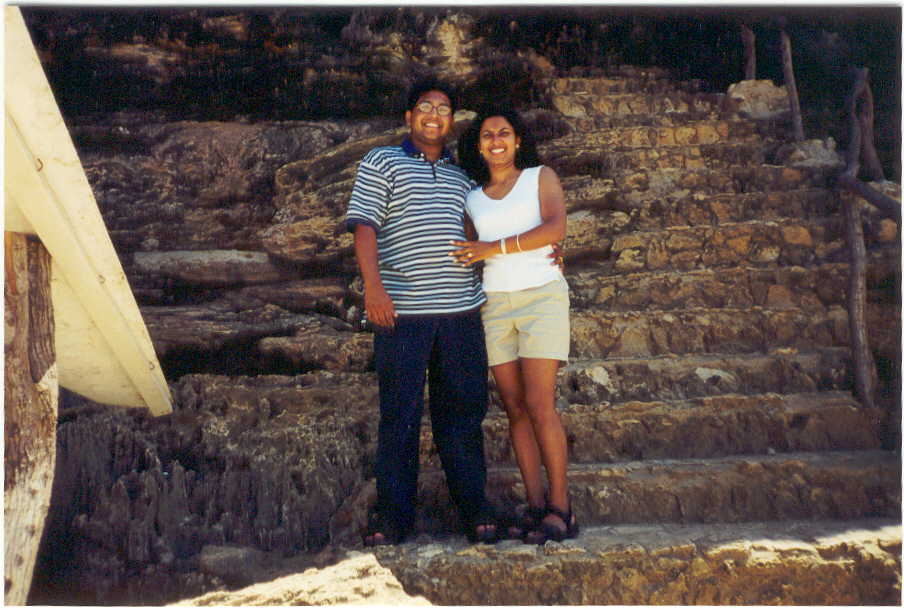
[857,70,886,183]
[839,191,879,412]
[780,28,805,142]
[4,233,58,606]
[741,24,756,81]
[837,67,899,217]
[844,68,868,175]
[838,67,880,412]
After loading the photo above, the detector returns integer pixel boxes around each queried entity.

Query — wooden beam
[4,7,171,414]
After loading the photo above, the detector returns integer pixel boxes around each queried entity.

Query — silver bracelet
[500,237,507,255]
[516,233,523,252]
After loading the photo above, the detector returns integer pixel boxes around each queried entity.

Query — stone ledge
[410,451,899,533]
[550,117,765,148]
[569,305,851,360]
[607,165,832,199]
[567,255,898,313]
[558,351,851,404]
[372,518,901,605]
[548,90,719,117]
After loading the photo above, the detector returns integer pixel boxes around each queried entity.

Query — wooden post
[857,70,886,182]
[780,28,805,142]
[741,24,756,81]
[837,68,899,221]
[839,192,879,411]
[838,67,879,412]
[844,68,868,176]
[837,173,902,220]
[4,233,58,606]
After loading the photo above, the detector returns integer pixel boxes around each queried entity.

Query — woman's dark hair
[406,76,458,112]
[457,105,540,185]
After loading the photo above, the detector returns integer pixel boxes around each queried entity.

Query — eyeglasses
[416,101,452,116]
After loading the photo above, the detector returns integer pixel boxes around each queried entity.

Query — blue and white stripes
[346,143,486,315]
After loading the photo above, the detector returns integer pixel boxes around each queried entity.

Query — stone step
[557,353,852,407]
[627,189,894,240]
[564,206,898,272]
[550,116,769,151]
[373,517,901,605]
[548,88,731,117]
[607,218,846,274]
[423,390,877,469]
[541,140,775,176]
[566,257,899,314]
[552,108,748,130]
[543,392,877,464]
[568,301,903,364]
[632,194,895,247]
[562,181,839,223]
[564,211,841,271]
[414,450,899,533]
[633,188,839,228]
[605,164,834,201]
[544,71,710,96]
[568,304,849,360]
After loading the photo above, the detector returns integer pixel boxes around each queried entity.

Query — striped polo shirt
[345,139,486,315]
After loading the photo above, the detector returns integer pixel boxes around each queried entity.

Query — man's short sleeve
[345,150,392,234]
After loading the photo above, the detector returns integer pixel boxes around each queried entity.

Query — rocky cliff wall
[22,6,902,179]
[18,7,901,605]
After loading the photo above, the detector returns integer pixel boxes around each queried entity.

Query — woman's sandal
[526,504,579,544]
[505,504,547,540]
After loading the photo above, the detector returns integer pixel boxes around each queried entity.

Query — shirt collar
[402,138,454,164]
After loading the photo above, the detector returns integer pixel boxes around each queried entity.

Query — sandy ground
[171,552,431,606]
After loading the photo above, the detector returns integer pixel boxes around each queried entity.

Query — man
[345,76,497,545]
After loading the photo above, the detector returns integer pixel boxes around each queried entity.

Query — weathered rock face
[31,375,382,604]
[23,7,901,175]
[81,119,393,257]
[20,6,901,606]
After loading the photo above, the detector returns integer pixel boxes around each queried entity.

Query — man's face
[405,90,453,149]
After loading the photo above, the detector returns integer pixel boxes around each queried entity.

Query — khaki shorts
[481,277,570,367]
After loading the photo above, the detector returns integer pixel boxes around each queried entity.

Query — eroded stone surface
[726,79,790,119]
[175,552,432,606]
[32,375,380,604]
[373,519,901,605]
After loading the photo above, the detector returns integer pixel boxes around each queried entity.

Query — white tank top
[465,165,562,293]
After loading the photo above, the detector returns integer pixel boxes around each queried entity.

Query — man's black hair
[406,76,458,112]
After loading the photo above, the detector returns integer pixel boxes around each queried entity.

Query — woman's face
[478,116,521,170]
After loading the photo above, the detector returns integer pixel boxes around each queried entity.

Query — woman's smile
[479,116,520,167]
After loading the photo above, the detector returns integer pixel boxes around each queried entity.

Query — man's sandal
[467,500,502,544]
[527,504,579,544]
[362,509,400,547]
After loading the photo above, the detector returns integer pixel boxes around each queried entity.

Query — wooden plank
[4,7,171,414]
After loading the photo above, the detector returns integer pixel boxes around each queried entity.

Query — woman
[451,106,578,543]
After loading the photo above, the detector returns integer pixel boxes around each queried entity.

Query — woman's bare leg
[520,357,571,532]
[491,360,545,509]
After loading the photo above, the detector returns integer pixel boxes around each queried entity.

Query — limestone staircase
[372,70,902,604]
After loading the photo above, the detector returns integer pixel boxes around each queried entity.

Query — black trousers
[373,309,489,537]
